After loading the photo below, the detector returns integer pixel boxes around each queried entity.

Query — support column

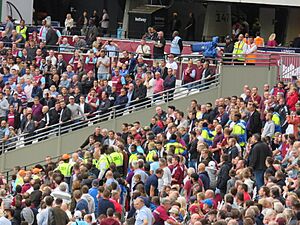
[203,3,231,41]
[259,8,275,41]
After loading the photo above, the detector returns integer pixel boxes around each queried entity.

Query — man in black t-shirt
[153,31,166,59]
[144,168,164,197]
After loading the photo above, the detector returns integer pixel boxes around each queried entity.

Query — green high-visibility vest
[233,41,246,61]
[110,152,123,167]
[57,162,72,177]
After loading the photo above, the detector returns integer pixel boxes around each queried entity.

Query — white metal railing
[1,74,220,180]
[0,74,220,154]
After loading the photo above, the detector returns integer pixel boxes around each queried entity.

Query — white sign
[1,0,34,24]
[135,17,147,23]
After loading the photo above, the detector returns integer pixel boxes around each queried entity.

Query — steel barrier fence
[0,74,220,181]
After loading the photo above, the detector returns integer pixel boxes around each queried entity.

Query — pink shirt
[153,78,164,94]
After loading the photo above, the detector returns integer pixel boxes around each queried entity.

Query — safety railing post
[279,56,283,82]
[0,143,4,172]
[57,125,62,157]
[166,92,169,104]
[6,171,9,185]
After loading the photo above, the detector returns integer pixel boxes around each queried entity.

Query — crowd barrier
[0,74,221,179]
[61,35,193,55]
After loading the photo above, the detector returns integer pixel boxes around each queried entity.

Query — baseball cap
[202,199,213,207]
[92,179,99,187]
[32,168,42,174]
[143,126,150,131]
[18,169,27,177]
[207,161,217,171]
[62,154,70,160]
[169,207,179,215]
[74,210,82,219]
[225,35,231,40]
[69,96,74,99]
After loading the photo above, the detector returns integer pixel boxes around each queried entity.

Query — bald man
[198,163,210,190]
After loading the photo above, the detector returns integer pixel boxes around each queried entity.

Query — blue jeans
[254,170,265,189]
[97,73,109,80]
[188,159,197,170]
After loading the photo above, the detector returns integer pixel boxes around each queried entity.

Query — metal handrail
[221,53,278,66]
[0,42,124,55]
[2,74,221,151]
[1,74,220,180]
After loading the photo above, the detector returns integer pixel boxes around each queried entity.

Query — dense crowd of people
[0,15,219,149]
[0,80,299,225]
[0,9,300,225]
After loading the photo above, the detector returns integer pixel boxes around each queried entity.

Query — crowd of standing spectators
[0,80,299,225]
[0,14,215,149]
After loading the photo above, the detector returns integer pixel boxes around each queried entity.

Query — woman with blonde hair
[267,33,277,47]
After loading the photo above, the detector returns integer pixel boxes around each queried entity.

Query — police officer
[233,34,247,62]
[92,151,101,170]
[110,146,124,175]
[146,142,158,163]
[231,113,247,148]
[201,122,214,146]
[129,144,139,165]
[164,134,185,155]
[56,154,73,185]
[98,145,112,180]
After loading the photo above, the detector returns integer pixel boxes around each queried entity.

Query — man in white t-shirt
[144,71,155,97]
[166,54,178,72]
[158,158,171,191]
[96,49,110,80]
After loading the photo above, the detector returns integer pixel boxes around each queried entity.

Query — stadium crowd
[0,10,300,225]
[0,80,299,225]
[0,15,219,148]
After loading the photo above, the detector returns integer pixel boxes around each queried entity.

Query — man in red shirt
[168,155,184,186]
[237,183,251,201]
[130,127,142,141]
[21,176,31,193]
[111,68,122,94]
[100,208,120,225]
[251,87,262,105]
[109,190,122,214]
[153,197,178,225]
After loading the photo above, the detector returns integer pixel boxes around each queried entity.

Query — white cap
[208,161,217,170]
[74,210,82,219]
